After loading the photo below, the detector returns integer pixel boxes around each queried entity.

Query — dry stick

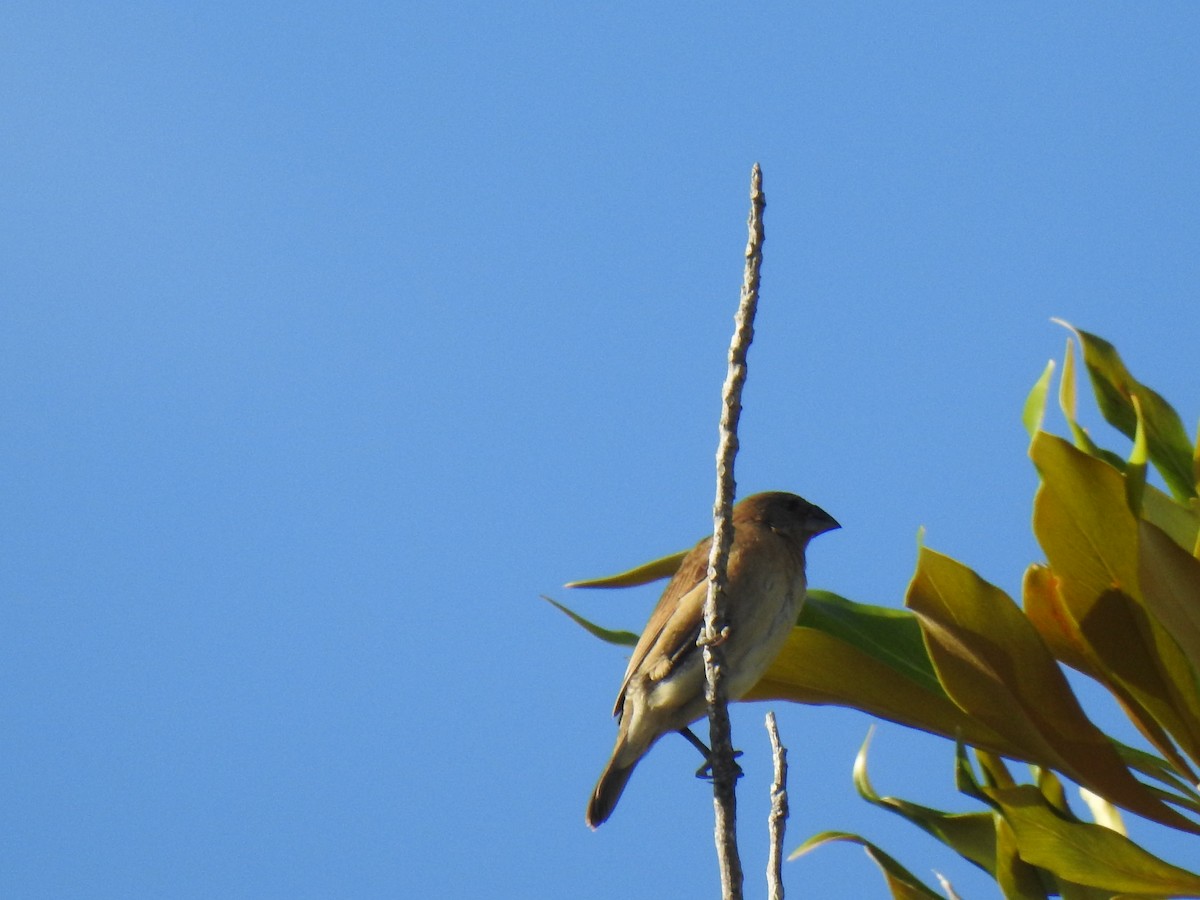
[701,163,766,900]
[766,712,789,900]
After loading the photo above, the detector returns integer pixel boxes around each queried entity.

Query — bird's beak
[808,505,841,535]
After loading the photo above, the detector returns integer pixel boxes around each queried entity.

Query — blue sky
[3,4,1199,897]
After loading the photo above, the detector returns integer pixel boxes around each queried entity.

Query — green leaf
[745,605,1028,760]
[852,730,996,875]
[1058,331,1080,425]
[798,591,943,696]
[960,747,1156,900]
[1072,324,1197,500]
[541,596,638,646]
[1023,563,1200,788]
[1024,359,1056,439]
[557,572,1031,756]
[1141,483,1200,557]
[1031,430,1139,593]
[995,814,1052,900]
[1032,432,1200,777]
[1057,882,1114,900]
[1114,743,1200,811]
[1035,767,1072,817]
[564,550,689,589]
[1125,394,1149,516]
[1054,328,1127,470]
[907,544,1200,833]
[791,832,944,898]
[1139,519,1200,675]
[1195,418,1200,507]
[1195,418,1200,500]
[992,783,1200,894]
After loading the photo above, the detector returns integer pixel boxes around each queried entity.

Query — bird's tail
[586,751,638,829]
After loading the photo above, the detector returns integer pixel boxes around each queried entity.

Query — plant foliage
[551,324,1200,897]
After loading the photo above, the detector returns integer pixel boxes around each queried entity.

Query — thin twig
[766,712,789,900]
[702,162,766,900]
[934,871,963,900]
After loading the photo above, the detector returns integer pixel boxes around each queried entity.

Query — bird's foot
[677,727,744,780]
[694,751,744,781]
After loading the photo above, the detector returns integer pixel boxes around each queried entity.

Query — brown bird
[586,491,839,828]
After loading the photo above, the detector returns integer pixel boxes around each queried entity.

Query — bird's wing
[612,537,711,718]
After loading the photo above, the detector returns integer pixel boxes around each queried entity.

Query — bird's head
[734,491,840,545]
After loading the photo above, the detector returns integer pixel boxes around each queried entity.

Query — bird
[586,491,839,828]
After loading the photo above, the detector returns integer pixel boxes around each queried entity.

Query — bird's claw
[677,726,744,780]
[694,750,744,781]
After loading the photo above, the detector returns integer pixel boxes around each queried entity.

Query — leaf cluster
[552,324,1200,897]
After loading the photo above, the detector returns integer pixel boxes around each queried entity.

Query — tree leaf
[796,591,943,696]
[541,596,638,646]
[992,783,1200,894]
[559,571,1030,754]
[1141,483,1200,558]
[995,814,1052,900]
[907,544,1200,833]
[1113,743,1200,811]
[1139,519,1200,672]
[1032,432,1200,772]
[1125,394,1149,517]
[1024,359,1056,438]
[960,747,1167,899]
[564,550,689,589]
[852,730,997,875]
[1053,326,1128,470]
[1035,767,1072,817]
[791,832,944,898]
[745,613,1027,759]
[1072,325,1197,500]
[1023,563,1199,784]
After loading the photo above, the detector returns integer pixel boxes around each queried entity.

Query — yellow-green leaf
[1057,882,1115,900]
[1141,483,1200,557]
[992,783,1200,894]
[995,814,1052,900]
[853,731,996,875]
[1023,565,1100,679]
[795,591,942,696]
[960,747,1168,899]
[1126,394,1149,516]
[541,596,638,646]
[559,572,1030,755]
[745,621,1026,759]
[1032,432,1200,771]
[1114,744,1200,811]
[1058,330,1080,429]
[1032,430,1139,594]
[974,749,1018,790]
[1024,563,1199,785]
[908,545,1200,833]
[1024,359,1056,439]
[1195,417,1200,500]
[565,550,689,589]
[1053,327,1126,469]
[1036,767,1072,817]
[790,832,943,899]
[1139,519,1200,672]
[906,549,1071,769]
[1073,325,1197,501]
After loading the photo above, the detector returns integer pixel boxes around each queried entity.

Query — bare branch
[702,162,766,900]
[766,712,789,900]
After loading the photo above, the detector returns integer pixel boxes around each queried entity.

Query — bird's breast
[723,569,807,700]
